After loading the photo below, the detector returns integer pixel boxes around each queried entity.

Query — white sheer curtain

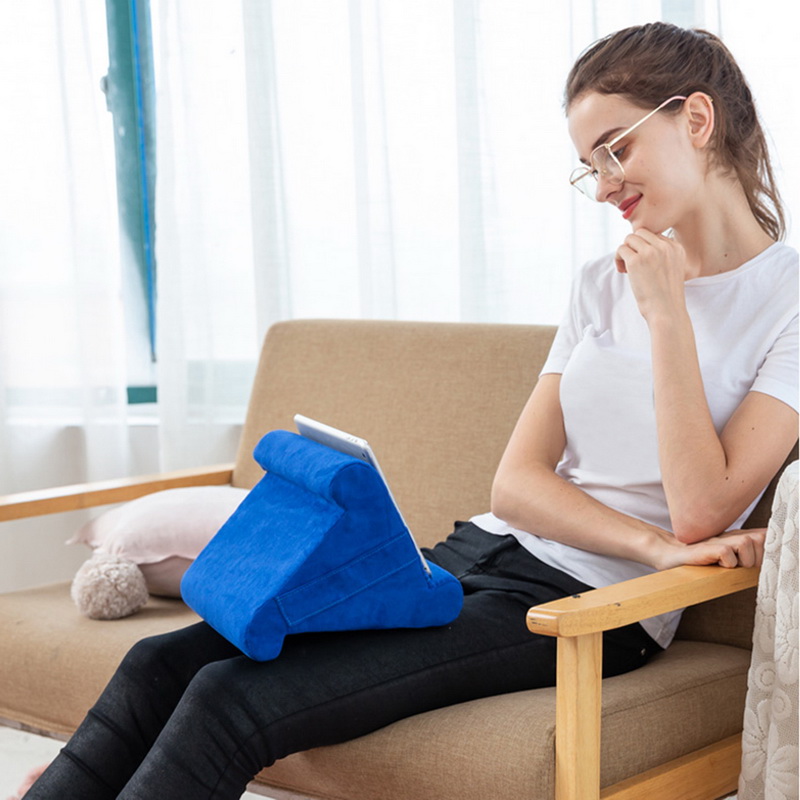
[0,2,135,590]
[1,0,797,524]
[150,0,799,470]
[148,0,630,468]
[0,2,129,484]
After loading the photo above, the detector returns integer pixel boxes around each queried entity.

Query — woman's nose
[595,171,622,203]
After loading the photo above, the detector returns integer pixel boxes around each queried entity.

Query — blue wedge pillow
[181,431,463,660]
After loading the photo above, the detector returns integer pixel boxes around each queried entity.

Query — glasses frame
[569,95,687,200]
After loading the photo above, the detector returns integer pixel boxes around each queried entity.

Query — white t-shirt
[472,242,799,647]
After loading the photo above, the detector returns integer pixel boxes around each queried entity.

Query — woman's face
[567,92,703,233]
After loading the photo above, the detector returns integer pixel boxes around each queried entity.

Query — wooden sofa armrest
[527,564,759,800]
[527,563,759,638]
[0,464,235,522]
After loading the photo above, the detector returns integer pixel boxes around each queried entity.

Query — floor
[0,726,268,799]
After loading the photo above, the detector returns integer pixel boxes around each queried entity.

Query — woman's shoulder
[732,241,798,281]
[721,242,799,298]
[765,242,799,278]
[746,241,798,274]
[769,241,799,262]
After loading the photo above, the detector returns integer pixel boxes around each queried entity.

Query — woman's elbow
[490,467,533,525]
[670,503,730,544]
[671,522,711,544]
[489,478,514,523]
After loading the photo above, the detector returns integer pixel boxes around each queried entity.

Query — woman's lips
[620,195,642,220]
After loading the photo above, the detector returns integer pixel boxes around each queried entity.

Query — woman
[16,21,798,800]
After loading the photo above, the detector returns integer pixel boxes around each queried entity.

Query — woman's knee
[118,623,229,687]
[180,659,245,718]
[120,631,181,677]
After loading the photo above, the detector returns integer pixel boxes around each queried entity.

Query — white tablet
[294,414,431,574]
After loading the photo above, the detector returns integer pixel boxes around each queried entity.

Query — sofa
[0,319,794,800]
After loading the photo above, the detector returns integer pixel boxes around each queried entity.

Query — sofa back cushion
[233,319,555,547]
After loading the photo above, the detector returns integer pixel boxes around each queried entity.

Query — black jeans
[27,523,660,799]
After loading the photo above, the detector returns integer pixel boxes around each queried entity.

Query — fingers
[614,229,668,274]
[615,233,640,273]
[712,530,766,569]
[615,241,631,272]
[715,543,739,569]
[734,537,757,568]
[752,531,766,567]
[736,530,765,568]
[670,529,767,570]
[615,239,638,273]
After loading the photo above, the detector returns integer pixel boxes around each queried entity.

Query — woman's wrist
[625,523,693,571]
[647,530,686,571]
[644,304,692,339]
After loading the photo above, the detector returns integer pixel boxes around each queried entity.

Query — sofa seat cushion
[0,583,199,735]
[253,640,751,800]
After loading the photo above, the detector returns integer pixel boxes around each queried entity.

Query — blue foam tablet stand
[181,430,463,661]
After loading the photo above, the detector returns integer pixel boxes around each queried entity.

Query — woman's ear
[683,92,715,149]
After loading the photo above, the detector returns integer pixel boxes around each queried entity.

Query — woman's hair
[565,22,785,240]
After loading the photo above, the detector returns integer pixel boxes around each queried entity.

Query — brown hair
[565,22,785,241]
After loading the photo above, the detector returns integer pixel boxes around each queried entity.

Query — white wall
[0,423,163,593]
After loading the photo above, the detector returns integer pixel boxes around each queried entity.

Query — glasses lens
[570,168,598,200]
[593,148,623,186]
[570,148,624,201]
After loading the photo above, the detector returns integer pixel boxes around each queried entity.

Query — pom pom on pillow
[71,553,149,619]
[69,485,249,597]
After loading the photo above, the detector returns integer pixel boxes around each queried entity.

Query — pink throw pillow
[69,486,249,596]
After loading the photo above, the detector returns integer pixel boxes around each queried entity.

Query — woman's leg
[116,586,558,799]
[117,526,656,799]
[25,622,241,799]
[27,524,658,800]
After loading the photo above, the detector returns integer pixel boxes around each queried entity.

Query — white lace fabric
[739,461,799,800]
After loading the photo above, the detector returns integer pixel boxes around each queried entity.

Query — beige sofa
[0,319,792,800]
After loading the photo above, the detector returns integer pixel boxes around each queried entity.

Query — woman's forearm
[647,310,731,541]
[490,462,767,572]
[492,374,676,569]
[491,461,671,569]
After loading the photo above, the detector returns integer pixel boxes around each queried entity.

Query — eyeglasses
[569,95,687,201]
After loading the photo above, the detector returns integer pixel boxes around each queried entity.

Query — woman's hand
[652,527,767,572]
[615,228,690,322]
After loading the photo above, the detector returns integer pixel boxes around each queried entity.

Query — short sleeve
[752,312,799,412]
[540,267,586,375]
[540,255,615,376]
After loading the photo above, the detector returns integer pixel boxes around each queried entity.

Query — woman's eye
[612,144,628,161]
